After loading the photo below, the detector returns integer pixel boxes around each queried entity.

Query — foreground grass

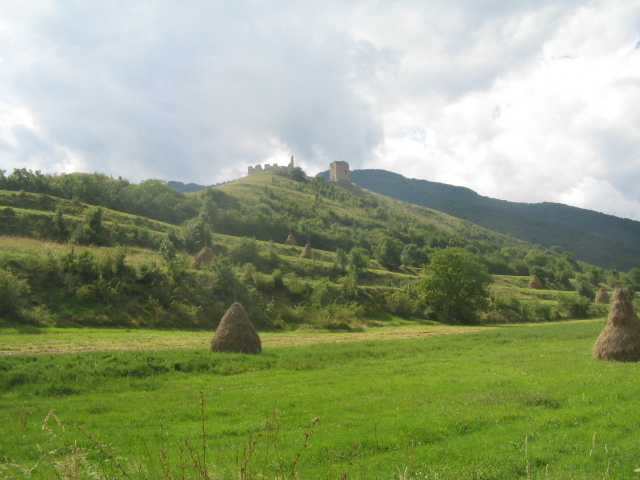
[2,320,640,479]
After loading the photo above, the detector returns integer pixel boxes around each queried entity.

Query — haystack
[300,243,312,259]
[191,247,215,270]
[528,275,543,289]
[211,303,262,354]
[595,288,610,304]
[284,234,297,246]
[593,288,640,362]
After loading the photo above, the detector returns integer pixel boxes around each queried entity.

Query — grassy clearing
[3,320,640,479]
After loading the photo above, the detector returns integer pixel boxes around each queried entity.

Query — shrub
[307,303,365,331]
[557,294,592,318]
[229,238,261,266]
[310,278,342,308]
[576,280,595,299]
[487,292,525,323]
[183,218,211,254]
[524,300,554,322]
[387,287,421,318]
[0,268,29,316]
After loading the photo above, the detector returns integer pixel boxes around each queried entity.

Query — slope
[0,168,624,329]
[339,169,640,271]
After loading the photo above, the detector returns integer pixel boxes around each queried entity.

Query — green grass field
[2,320,640,479]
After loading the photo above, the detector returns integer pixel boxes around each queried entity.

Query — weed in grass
[287,416,319,479]
[8,394,339,480]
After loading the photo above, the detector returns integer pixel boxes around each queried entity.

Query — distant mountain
[168,181,210,193]
[334,169,640,271]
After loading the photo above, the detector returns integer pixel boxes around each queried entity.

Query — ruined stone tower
[329,161,350,183]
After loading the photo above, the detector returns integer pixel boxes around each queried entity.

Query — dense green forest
[1,167,638,330]
[339,169,640,271]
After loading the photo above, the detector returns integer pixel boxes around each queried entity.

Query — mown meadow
[2,320,640,479]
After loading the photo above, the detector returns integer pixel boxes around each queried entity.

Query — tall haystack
[300,243,312,259]
[528,275,543,289]
[595,288,610,304]
[285,234,297,246]
[593,288,640,362]
[211,303,262,354]
[191,247,215,270]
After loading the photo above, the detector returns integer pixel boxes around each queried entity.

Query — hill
[327,169,640,271]
[0,167,632,329]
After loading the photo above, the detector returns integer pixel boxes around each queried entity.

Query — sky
[1,1,640,220]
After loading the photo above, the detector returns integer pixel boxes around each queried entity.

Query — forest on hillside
[344,169,640,272]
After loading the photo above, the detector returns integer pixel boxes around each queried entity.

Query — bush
[557,294,592,318]
[0,268,29,317]
[306,303,365,331]
[487,292,525,323]
[387,287,421,318]
[310,278,342,308]
[575,274,595,299]
[525,300,554,322]
[229,238,261,266]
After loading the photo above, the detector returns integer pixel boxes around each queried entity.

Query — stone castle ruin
[330,161,350,183]
[246,156,351,185]
[248,156,295,175]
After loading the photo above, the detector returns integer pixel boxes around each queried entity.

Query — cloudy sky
[1,1,640,220]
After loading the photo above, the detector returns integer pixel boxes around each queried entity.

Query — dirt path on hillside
[0,325,493,355]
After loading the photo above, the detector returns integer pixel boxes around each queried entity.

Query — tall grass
[2,321,640,478]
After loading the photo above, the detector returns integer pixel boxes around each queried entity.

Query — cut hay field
[0,324,487,355]
[3,319,640,479]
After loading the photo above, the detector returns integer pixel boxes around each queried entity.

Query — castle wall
[247,156,295,176]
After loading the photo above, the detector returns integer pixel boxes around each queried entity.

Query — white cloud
[363,0,640,219]
[557,177,640,221]
[0,0,639,221]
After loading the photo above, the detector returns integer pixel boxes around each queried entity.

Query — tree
[183,218,211,253]
[53,206,69,241]
[420,247,493,324]
[347,247,369,279]
[0,268,28,317]
[373,235,402,270]
[74,207,106,245]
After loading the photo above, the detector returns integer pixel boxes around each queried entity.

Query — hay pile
[528,275,543,289]
[300,243,312,259]
[593,288,640,362]
[210,303,262,354]
[595,288,610,304]
[284,234,297,246]
[191,247,215,270]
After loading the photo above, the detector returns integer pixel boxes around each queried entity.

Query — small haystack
[191,247,215,270]
[593,288,640,362]
[284,234,297,246]
[210,303,262,354]
[300,243,312,259]
[528,275,543,289]
[595,288,610,304]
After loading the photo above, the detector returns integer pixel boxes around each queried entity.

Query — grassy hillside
[344,169,640,271]
[0,168,634,329]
